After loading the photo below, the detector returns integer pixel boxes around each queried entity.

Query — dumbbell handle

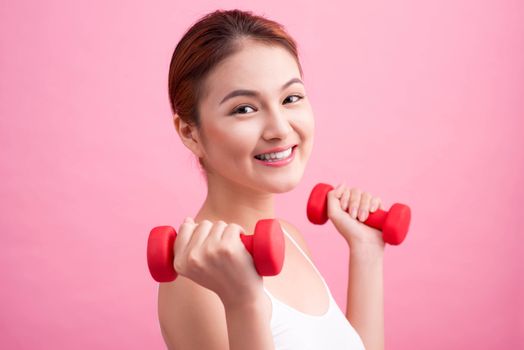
[356,208,387,230]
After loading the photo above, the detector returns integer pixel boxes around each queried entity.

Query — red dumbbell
[147,219,285,282]
[307,183,411,245]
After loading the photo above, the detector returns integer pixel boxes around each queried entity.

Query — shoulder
[158,276,228,349]
[277,218,314,259]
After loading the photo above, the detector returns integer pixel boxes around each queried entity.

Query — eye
[283,94,304,104]
[231,105,256,115]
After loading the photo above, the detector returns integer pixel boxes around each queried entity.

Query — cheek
[298,111,315,156]
[209,124,258,159]
[298,108,315,139]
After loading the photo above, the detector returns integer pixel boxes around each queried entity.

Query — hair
[167,9,303,174]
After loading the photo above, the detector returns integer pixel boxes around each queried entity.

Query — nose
[262,107,292,141]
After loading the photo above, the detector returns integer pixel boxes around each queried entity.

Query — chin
[260,171,304,194]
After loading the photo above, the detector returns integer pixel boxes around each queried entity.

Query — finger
[204,220,228,247]
[370,197,381,212]
[175,217,197,258]
[221,223,245,259]
[340,187,351,212]
[333,183,346,199]
[348,188,362,219]
[185,219,213,254]
[327,185,345,219]
[358,192,372,222]
[222,223,244,246]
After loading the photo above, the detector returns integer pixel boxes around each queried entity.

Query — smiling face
[193,39,315,194]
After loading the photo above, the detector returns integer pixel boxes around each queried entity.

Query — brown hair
[167,9,303,171]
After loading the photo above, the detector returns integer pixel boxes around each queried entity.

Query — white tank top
[263,228,366,350]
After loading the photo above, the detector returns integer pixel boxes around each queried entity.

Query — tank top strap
[280,226,330,291]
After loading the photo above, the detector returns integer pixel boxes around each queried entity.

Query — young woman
[159,9,386,350]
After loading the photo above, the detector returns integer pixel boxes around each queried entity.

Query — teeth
[255,147,293,161]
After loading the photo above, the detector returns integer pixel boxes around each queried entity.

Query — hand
[173,217,264,306]
[326,183,386,250]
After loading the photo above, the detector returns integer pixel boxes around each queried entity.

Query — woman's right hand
[173,217,264,307]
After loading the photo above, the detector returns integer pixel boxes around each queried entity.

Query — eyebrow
[219,77,304,105]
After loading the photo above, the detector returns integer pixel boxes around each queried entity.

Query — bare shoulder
[158,276,228,349]
[277,218,314,259]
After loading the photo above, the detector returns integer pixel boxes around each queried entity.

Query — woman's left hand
[326,183,386,250]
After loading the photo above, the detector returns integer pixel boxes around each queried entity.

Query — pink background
[1,0,522,349]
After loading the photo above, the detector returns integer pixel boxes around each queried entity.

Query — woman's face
[196,39,314,194]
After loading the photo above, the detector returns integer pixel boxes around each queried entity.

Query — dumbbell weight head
[147,226,177,282]
[247,219,285,276]
[381,203,411,245]
[306,183,334,224]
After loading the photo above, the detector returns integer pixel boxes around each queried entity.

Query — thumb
[326,184,345,220]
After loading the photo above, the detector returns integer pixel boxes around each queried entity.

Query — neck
[194,173,275,235]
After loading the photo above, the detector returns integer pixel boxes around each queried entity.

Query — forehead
[201,41,301,101]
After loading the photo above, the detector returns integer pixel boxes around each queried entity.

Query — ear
[173,115,204,158]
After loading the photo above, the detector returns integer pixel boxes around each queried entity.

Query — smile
[254,146,293,161]
[254,146,297,167]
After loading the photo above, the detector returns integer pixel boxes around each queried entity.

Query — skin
[159,38,386,350]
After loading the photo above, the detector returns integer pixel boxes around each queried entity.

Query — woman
[159,9,386,350]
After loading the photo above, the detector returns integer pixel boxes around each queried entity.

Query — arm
[325,184,386,350]
[158,276,274,350]
[223,292,274,350]
[346,245,385,350]
[281,207,385,349]
[158,218,275,350]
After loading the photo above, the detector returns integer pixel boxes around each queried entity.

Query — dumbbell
[307,183,411,245]
[147,219,285,282]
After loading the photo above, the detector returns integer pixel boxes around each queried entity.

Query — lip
[254,145,297,167]
[254,144,297,156]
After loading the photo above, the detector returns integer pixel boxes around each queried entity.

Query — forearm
[346,245,385,350]
[223,294,275,350]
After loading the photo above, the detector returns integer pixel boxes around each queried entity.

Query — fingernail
[351,207,357,219]
[358,209,364,221]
